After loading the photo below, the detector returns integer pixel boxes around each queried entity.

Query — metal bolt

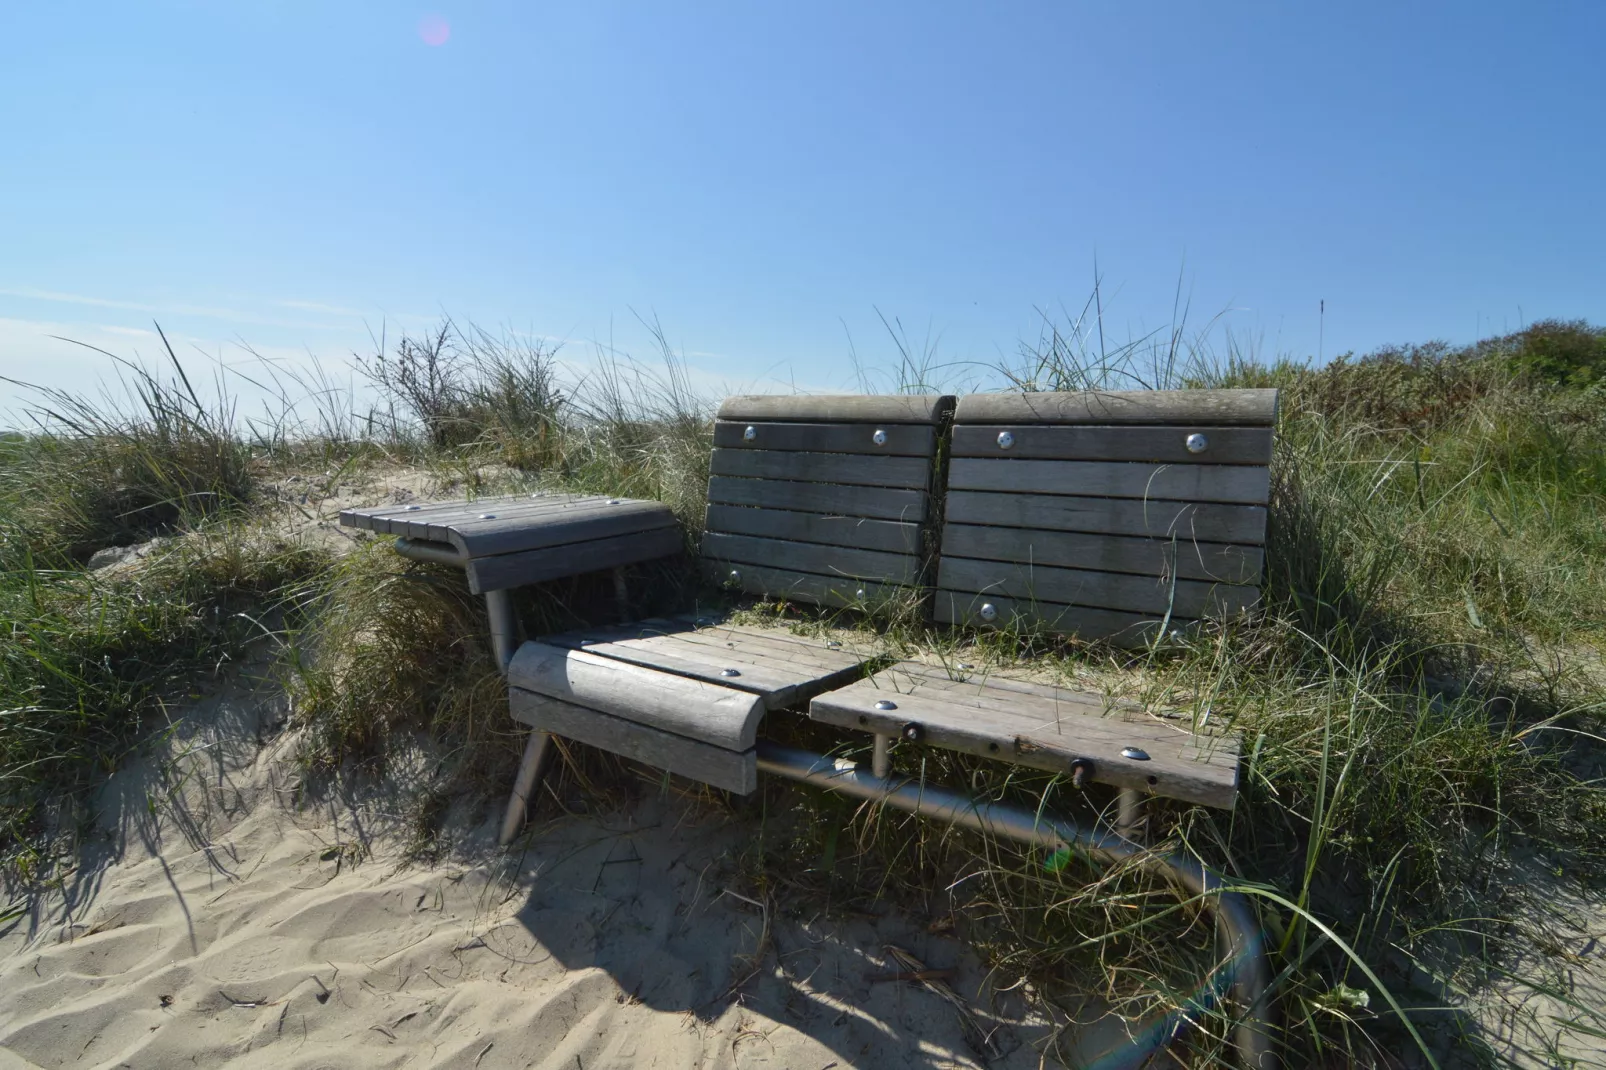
[1185,432,1209,454]
[979,603,998,622]
[855,588,866,599]
[728,569,741,583]
[743,425,757,441]
[872,428,888,446]
[997,430,1015,450]
[826,640,843,649]
[478,513,497,520]
[1070,758,1095,790]
[720,668,741,678]
[873,699,898,711]
[957,662,975,671]
[1120,747,1151,761]
[606,498,622,504]
[901,722,924,742]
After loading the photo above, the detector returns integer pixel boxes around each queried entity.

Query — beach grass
[1,313,1603,1066]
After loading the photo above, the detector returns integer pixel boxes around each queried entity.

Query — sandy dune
[0,663,1071,1070]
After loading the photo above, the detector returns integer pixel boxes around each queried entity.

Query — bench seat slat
[948,458,1271,505]
[465,525,683,594]
[699,561,911,609]
[810,674,1239,808]
[953,389,1278,427]
[940,524,1263,585]
[711,449,932,490]
[703,505,921,555]
[950,424,1274,464]
[714,420,936,457]
[708,476,928,522]
[939,557,1261,618]
[719,394,952,425]
[703,532,918,586]
[510,688,757,795]
[945,491,1267,545]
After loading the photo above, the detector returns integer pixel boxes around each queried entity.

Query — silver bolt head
[720,668,741,677]
[478,513,497,520]
[871,428,888,446]
[979,602,998,622]
[826,640,843,649]
[996,430,1015,450]
[855,588,866,599]
[743,425,757,441]
[404,505,421,511]
[957,662,975,671]
[606,498,622,504]
[1185,432,1209,454]
[873,699,898,711]
[1121,746,1151,761]
[727,569,741,583]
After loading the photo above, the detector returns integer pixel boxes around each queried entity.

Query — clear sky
[2,2,1603,413]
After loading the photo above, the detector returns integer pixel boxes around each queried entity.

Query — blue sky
[2,2,1603,413]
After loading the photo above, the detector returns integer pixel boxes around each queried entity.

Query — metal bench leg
[485,589,519,673]
[499,729,552,845]
[1117,788,1146,841]
[871,733,893,778]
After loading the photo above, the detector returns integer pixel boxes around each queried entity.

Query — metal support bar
[499,730,552,845]
[1118,787,1146,842]
[393,536,467,568]
[755,742,1276,1070]
[871,733,892,779]
[484,589,519,676]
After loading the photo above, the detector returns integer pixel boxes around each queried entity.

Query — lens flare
[418,14,450,46]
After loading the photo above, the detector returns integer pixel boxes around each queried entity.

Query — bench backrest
[934,389,1278,645]
[700,394,954,608]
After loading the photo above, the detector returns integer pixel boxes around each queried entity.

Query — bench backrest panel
[935,389,1278,645]
[701,394,954,608]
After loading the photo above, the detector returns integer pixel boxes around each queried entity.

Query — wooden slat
[341,494,610,537]
[714,420,937,457]
[939,557,1260,618]
[510,688,756,795]
[950,424,1274,464]
[933,593,1176,646]
[707,477,928,523]
[543,630,869,708]
[704,505,921,555]
[809,678,1239,808]
[662,615,889,663]
[718,394,953,425]
[508,642,766,750]
[465,525,683,594]
[700,560,912,610]
[552,619,870,676]
[940,524,1264,585]
[947,459,1270,505]
[702,532,917,585]
[944,491,1267,545]
[953,389,1278,427]
[442,500,674,557]
[710,449,932,490]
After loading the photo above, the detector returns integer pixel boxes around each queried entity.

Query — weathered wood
[718,394,954,425]
[703,505,921,555]
[662,614,889,663]
[933,592,1175,646]
[953,389,1278,427]
[702,532,918,585]
[508,642,766,750]
[342,494,608,538]
[542,628,870,709]
[510,688,757,795]
[883,661,1120,706]
[551,620,870,677]
[466,525,684,594]
[940,523,1264,585]
[710,449,932,490]
[947,459,1270,505]
[714,420,937,457]
[945,491,1267,545]
[440,501,675,557]
[950,424,1274,465]
[700,560,911,609]
[939,557,1261,618]
[809,677,1239,808]
[707,477,928,523]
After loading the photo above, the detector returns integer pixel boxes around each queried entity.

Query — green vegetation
[1,314,1602,1067]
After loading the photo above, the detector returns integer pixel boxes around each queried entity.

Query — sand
[0,661,1071,1070]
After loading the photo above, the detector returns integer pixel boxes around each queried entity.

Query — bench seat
[810,661,1240,809]
[509,618,878,794]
